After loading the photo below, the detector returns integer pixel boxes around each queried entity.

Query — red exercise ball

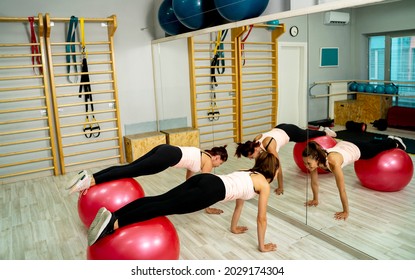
[293,136,337,174]
[87,216,180,260]
[354,148,413,192]
[78,178,145,227]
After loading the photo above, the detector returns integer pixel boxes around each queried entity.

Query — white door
[277,42,308,127]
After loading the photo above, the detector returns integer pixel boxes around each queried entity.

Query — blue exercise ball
[357,83,366,92]
[349,81,357,91]
[265,19,280,31]
[375,85,385,93]
[214,0,270,22]
[365,84,375,93]
[173,0,219,30]
[158,0,191,36]
[385,84,398,94]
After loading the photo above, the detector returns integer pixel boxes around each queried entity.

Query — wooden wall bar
[0,15,59,182]
[45,14,124,174]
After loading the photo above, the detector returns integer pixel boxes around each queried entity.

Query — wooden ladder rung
[62,136,119,148]
[0,106,47,114]
[0,167,54,179]
[55,80,114,88]
[0,147,51,157]
[59,109,116,118]
[61,127,118,138]
[0,85,45,92]
[65,155,121,168]
[0,137,51,147]
[0,64,42,70]
[0,157,53,168]
[65,145,120,157]
[0,126,50,136]
[60,118,117,128]
[0,53,41,58]
[0,96,46,103]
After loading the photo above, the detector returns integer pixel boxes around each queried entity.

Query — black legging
[93,144,183,184]
[114,173,226,227]
[349,138,397,159]
[276,123,326,142]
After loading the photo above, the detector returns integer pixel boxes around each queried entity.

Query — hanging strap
[65,16,79,83]
[28,17,42,75]
[80,17,87,57]
[78,20,100,138]
[241,25,253,66]
[79,57,100,138]
[210,29,228,87]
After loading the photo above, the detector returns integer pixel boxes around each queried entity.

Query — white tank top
[217,171,257,202]
[257,128,290,152]
[173,146,201,173]
[326,141,361,168]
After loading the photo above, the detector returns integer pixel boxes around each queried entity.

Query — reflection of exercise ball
[354,149,413,192]
[214,0,269,21]
[385,84,398,94]
[365,84,375,93]
[293,136,337,174]
[349,81,357,91]
[357,83,366,92]
[172,0,219,30]
[158,0,191,35]
[87,217,180,260]
[78,178,145,227]
[265,19,279,31]
[375,85,385,93]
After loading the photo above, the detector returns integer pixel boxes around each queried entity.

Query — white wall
[0,0,157,135]
[307,9,353,121]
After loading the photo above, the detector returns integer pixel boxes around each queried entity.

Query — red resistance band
[28,16,43,74]
[241,25,254,66]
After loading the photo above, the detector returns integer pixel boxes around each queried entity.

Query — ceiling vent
[324,11,350,25]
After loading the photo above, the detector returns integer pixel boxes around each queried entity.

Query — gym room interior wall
[307,9,353,122]
[0,0,158,136]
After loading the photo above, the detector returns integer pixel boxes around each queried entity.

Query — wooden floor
[1,125,414,260]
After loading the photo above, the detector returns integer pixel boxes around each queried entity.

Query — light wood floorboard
[0,125,414,260]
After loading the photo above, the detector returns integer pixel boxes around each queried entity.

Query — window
[369,36,385,81]
[368,33,415,108]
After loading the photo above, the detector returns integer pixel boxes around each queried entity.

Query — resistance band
[210,29,228,87]
[78,18,100,138]
[208,30,228,121]
[28,17,43,75]
[241,25,253,66]
[66,15,79,83]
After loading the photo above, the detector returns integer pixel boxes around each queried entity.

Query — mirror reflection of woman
[67,144,229,214]
[87,151,280,253]
[302,136,406,220]
[235,123,337,195]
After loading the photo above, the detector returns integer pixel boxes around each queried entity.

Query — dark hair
[235,141,260,158]
[205,145,228,162]
[249,151,279,183]
[302,141,327,165]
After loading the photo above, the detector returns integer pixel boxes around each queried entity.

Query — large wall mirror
[151,0,415,259]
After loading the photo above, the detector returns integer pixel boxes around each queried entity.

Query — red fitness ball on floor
[87,216,180,260]
[354,148,413,192]
[78,178,145,227]
[293,136,337,174]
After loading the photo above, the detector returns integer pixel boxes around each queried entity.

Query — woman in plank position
[235,123,337,195]
[68,144,228,214]
[87,151,280,253]
[302,136,406,220]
